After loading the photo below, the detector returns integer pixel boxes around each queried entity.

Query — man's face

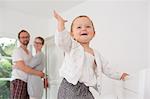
[19,32,30,46]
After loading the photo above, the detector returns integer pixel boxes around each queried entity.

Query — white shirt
[11,47,32,82]
[79,52,97,87]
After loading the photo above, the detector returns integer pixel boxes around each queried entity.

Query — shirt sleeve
[55,29,72,53]
[100,55,123,80]
[12,48,23,62]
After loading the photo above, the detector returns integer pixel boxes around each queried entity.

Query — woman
[27,37,45,99]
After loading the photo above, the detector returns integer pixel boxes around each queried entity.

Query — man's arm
[14,60,44,78]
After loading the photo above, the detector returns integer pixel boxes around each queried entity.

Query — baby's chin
[77,38,91,44]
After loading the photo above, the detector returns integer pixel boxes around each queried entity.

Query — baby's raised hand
[53,10,67,32]
[53,10,67,23]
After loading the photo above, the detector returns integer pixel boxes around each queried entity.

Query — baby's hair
[35,36,45,45]
[70,15,95,32]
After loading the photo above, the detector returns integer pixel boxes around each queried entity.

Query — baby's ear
[93,31,96,36]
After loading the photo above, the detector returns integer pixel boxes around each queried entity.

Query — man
[10,30,44,99]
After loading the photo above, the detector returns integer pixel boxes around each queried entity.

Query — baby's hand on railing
[120,73,129,81]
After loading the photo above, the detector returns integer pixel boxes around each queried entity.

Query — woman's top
[27,52,45,98]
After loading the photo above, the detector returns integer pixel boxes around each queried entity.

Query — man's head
[18,30,30,46]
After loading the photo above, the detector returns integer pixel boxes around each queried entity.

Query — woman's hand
[44,77,49,88]
[37,71,45,78]
[53,10,67,32]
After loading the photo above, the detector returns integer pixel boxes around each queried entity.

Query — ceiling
[0,0,87,18]
[0,0,147,39]
[0,0,147,19]
[0,0,87,39]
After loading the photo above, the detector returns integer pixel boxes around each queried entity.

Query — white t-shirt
[11,47,32,82]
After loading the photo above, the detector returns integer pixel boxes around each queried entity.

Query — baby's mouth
[81,32,88,36]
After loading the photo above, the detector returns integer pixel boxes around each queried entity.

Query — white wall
[144,69,150,99]
[146,1,150,99]
[0,8,3,36]
[65,0,148,72]
[48,0,148,98]
[0,8,49,43]
[148,1,150,68]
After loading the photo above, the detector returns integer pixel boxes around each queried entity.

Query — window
[0,37,17,99]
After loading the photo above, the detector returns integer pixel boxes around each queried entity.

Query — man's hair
[18,30,30,39]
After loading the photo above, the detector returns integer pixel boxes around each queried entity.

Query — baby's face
[71,17,95,44]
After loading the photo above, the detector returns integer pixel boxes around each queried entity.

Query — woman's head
[70,15,95,44]
[34,36,44,51]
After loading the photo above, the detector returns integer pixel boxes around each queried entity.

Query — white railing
[115,69,150,99]
[0,78,11,81]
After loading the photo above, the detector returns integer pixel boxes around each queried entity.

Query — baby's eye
[86,26,91,28]
[77,26,81,29]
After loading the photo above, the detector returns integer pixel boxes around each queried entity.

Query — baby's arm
[53,10,67,32]
[53,11,72,52]
[100,55,128,80]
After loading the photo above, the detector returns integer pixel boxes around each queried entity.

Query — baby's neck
[80,43,93,52]
[81,43,90,49]
[81,43,94,55]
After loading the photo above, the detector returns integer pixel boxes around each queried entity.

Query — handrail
[0,78,11,81]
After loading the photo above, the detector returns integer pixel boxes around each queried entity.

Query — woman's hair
[70,15,95,32]
[35,36,45,45]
